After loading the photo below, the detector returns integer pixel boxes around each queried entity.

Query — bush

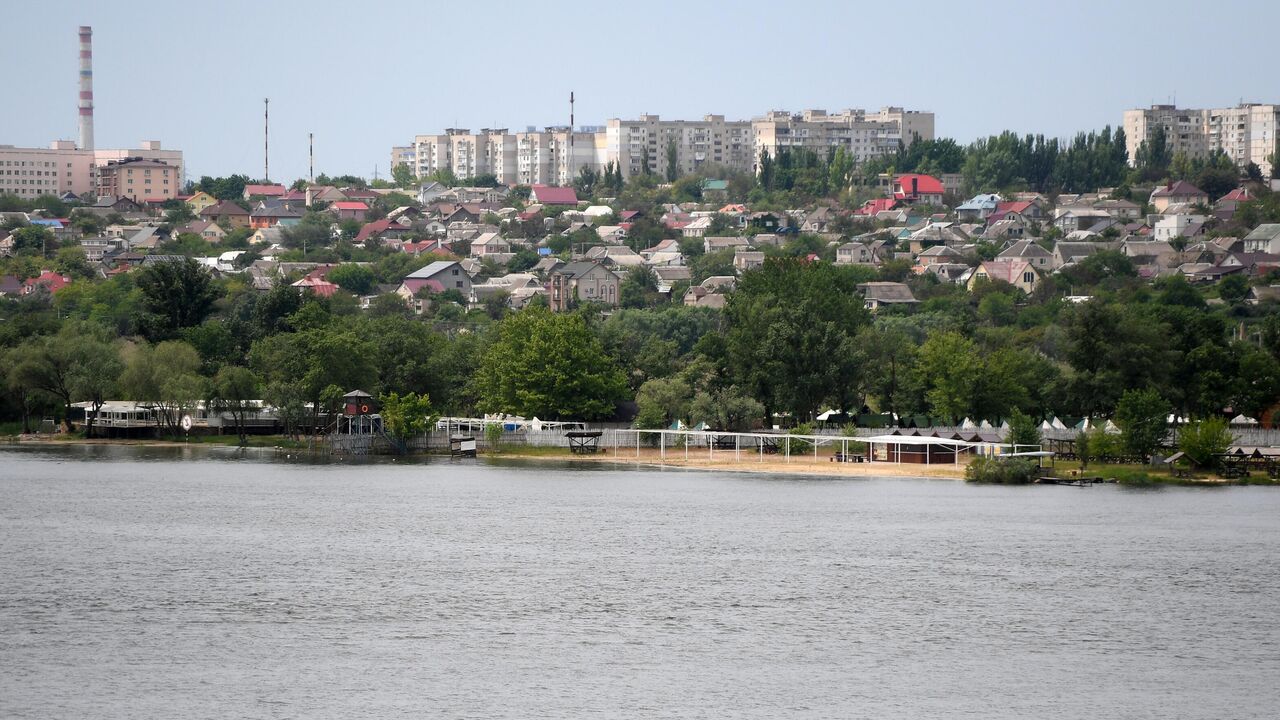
[965,456,1040,484]
[787,423,814,455]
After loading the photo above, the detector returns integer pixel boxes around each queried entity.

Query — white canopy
[960,417,977,429]
[1051,417,1068,430]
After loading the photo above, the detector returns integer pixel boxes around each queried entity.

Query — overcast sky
[3,0,1277,183]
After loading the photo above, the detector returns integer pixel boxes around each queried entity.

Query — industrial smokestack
[78,26,94,151]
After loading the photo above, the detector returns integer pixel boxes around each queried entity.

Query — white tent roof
[1230,414,1259,425]
[960,418,977,429]
[1039,420,1054,430]
[979,420,993,430]
[816,409,842,421]
[1051,417,1068,430]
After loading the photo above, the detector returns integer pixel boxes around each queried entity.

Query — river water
[1,444,1277,719]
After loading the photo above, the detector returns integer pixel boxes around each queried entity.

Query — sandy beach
[501,447,970,479]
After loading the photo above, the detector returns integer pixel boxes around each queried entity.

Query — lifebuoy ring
[360,404,370,413]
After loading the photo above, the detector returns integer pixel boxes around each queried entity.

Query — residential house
[997,239,1055,271]
[251,226,286,247]
[681,216,715,238]
[747,211,784,231]
[22,270,72,295]
[854,197,898,216]
[856,282,919,310]
[733,250,766,272]
[469,232,512,259]
[0,274,22,296]
[1093,198,1142,221]
[1215,187,1254,222]
[329,201,369,221]
[585,245,645,268]
[549,261,620,311]
[983,216,1027,241]
[398,260,472,298]
[1220,252,1280,277]
[530,185,579,206]
[1150,181,1208,212]
[1053,206,1112,234]
[200,200,251,229]
[683,276,736,309]
[892,174,945,206]
[595,225,627,244]
[1247,285,1280,305]
[354,219,412,245]
[704,236,751,254]
[250,204,302,229]
[652,265,691,293]
[955,193,1002,221]
[243,184,287,200]
[1153,214,1206,242]
[176,220,227,243]
[1053,241,1107,268]
[835,242,881,266]
[801,207,836,233]
[916,244,965,266]
[1123,239,1179,272]
[417,181,448,204]
[968,260,1040,294]
[185,191,219,214]
[990,199,1046,223]
[1243,224,1280,254]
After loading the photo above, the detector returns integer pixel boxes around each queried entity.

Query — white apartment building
[753,107,935,165]
[516,128,605,186]
[0,141,96,197]
[605,115,754,179]
[1124,103,1280,175]
[398,105,933,186]
[390,145,415,172]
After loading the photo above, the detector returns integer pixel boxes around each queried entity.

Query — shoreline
[6,436,1257,485]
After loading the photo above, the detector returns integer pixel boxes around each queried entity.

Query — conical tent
[1104,420,1120,434]
[961,417,977,429]
[1051,417,1068,430]
[1040,420,1054,430]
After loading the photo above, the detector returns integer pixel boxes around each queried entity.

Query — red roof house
[329,201,370,220]
[530,185,579,206]
[892,174,945,205]
[22,270,72,296]
[854,197,900,216]
[243,184,287,199]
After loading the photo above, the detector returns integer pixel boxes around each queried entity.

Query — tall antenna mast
[568,90,575,185]
[263,98,270,181]
[309,132,314,183]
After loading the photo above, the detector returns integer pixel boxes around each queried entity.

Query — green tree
[724,257,871,423]
[1006,409,1042,449]
[634,376,693,429]
[476,306,627,419]
[379,391,437,453]
[9,324,117,432]
[1114,388,1171,461]
[326,263,377,295]
[210,366,261,446]
[135,257,221,339]
[1177,416,1232,470]
[688,386,763,432]
[391,163,416,188]
[1218,274,1249,305]
[665,139,680,182]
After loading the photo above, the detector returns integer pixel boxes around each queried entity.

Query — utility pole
[309,132,314,183]
[264,98,270,181]
[568,91,575,186]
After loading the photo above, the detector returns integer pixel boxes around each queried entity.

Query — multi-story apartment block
[1124,103,1280,176]
[605,115,753,179]
[752,107,935,166]
[397,105,932,185]
[93,141,184,187]
[516,128,604,186]
[0,141,96,197]
[96,157,179,200]
[390,145,415,172]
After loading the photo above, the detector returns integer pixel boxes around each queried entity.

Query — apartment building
[94,141,184,186]
[390,145,415,172]
[605,115,753,179]
[753,107,935,165]
[516,128,604,186]
[397,105,932,185]
[1124,103,1280,175]
[96,157,179,201]
[0,141,96,197]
